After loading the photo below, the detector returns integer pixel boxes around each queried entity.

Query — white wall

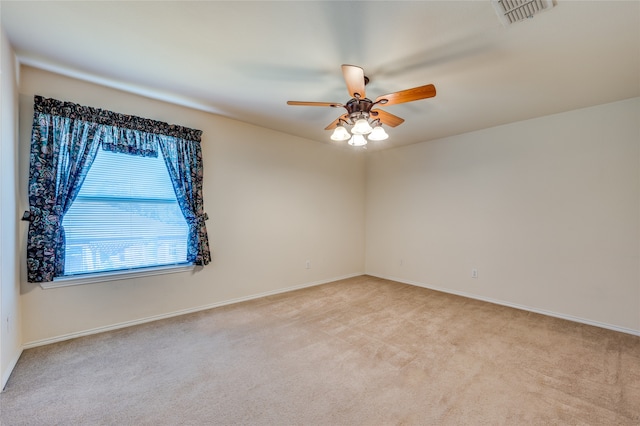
[0,24,22,388]
[10,64,640,357]
[18,66,366,346]
[365,98,640,334]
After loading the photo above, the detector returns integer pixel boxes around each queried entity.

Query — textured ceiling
[2,1,639,149]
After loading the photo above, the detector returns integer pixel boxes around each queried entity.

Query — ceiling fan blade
[325,114,350,130]
[370,109,405,127]
[374,84,436,106]
[287,101,343,107]
[341,64,366,99]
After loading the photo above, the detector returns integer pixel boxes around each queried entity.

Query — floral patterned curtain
[23,95,210,283]
[159,137,211,265]
[23,110,102,282]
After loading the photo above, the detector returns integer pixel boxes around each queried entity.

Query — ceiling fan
[287,64,436,146]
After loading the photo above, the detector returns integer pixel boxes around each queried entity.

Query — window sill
[43,263,194,289]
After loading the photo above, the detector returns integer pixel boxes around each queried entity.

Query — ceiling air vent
[491,0,554,26]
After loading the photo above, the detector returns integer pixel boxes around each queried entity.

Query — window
[24,95,210,284]
[61,149,189,276]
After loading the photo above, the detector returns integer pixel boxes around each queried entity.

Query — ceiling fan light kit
[348,134,368,147]
[287,64,436,147]
[330,116,388,144]
[367,125,389,141]
[351,117,373,135]
[330,124,351,141]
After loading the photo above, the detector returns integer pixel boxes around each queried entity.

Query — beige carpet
[1,275,639,425]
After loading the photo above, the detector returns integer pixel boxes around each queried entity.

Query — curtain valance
[33,95,203,142]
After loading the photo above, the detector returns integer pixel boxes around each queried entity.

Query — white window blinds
[62,149,189,276]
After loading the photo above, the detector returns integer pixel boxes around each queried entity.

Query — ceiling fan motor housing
[345,98,374,122]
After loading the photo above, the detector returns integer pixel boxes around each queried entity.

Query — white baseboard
[22,271,637,350]
[22,272,364,350]
[369,273,640,337]
[1,348,23,391]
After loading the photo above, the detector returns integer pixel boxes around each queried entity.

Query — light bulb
[368,126,388,141]
[348,134,367,147]
[351,118,373,135]
[330,125,351,141]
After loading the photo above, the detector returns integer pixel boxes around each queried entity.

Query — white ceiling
[2,1,639,149]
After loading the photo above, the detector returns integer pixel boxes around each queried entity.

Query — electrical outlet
[471,268,478,278]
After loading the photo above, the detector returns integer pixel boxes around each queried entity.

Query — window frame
[44,263,195,289]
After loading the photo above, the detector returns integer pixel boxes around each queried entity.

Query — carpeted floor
[1,275,639,425]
